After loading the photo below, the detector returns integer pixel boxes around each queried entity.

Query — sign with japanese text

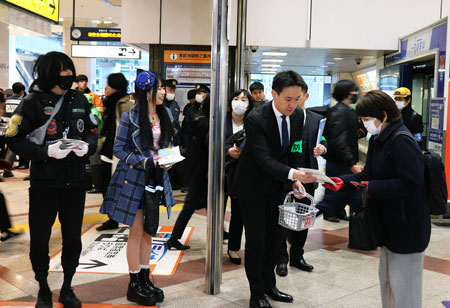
[70,27,121,42]
[1,0,59,23]
[164,50,211,64]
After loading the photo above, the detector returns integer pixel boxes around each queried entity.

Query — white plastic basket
[0,123,8,136]
[278,192,318,231]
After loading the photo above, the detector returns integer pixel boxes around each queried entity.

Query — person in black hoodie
[393,87,423,148]
[97,73,134,231]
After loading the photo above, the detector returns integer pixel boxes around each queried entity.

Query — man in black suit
[276,83,327,277]
[233,71,317,308]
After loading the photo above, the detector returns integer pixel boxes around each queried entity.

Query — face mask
[195,94,204,103]
[396,101,405,110]
[232,100,248,115]
[58,75,74,90]
[363,119,382,136]
[351,93,358,104]
[166,93,175,101]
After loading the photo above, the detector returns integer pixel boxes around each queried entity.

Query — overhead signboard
[71,45,140,60]
[70,27,121,42]
[164,50,211,64]
[0,0,59,23]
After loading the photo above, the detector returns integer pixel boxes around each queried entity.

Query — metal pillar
[205,0,229,295]
[234,0,247,90]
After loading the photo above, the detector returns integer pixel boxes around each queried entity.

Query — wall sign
[71,45,140,59]
[428,98,445,155]
[0,0,59,23]
[70,27,121,42]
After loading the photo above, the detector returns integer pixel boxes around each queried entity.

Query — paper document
[298,167,336,185]
[316,118,326,146]
[157,146,185,166]
[57,138,89,150]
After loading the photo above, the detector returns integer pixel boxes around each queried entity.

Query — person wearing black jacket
[324,90,430,308]
[393,87,423,148]
[276,83,327,277]
[316,80,367,222]
[6,52,97,308]
[231,71,316,308]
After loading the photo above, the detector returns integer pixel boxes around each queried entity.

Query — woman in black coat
[324,90,430,308]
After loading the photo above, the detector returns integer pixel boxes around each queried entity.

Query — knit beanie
[107,73,128,92]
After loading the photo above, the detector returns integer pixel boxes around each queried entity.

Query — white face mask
[396,101,405,110]
[195,94,204,103]
[232,100,248,115]
[363,119,382,136]
[166,93,175,101]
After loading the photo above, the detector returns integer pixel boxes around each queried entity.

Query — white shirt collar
[272,100,286,118]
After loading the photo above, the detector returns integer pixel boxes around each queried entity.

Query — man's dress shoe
[290,257,314,272]
[275,263,288,276]
[249,298,272,308]
[265,286,293,303]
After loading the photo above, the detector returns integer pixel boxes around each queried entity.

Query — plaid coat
[100,105,175,226]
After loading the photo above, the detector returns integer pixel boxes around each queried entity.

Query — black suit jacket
[232,102,304,198]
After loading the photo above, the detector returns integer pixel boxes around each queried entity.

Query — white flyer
[298,167,336,185]
[157,146,185,166]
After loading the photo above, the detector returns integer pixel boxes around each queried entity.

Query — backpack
[388,131,448,215]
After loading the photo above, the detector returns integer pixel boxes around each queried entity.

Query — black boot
[35,289,52,308]
[58,288,82,308]
[127,272,157,306]
[138,268,164,303]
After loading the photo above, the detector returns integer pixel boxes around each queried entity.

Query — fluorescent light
[262,59,284,63]
[362,55,374,59]
[261,69,278,72]
[333,57,343,61]
[17,27,24,31]
[326,61,335,65]
[320,65,328,68]
[261,64,280,67]
[261,72,276,75]
[108,17,113,20]
[104,21,113,24]
[263,51,288,56]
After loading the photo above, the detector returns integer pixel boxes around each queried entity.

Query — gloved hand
[72,143,89,157]
[48,141,71,159]
[350,181,370,198]
[323,177,345,191]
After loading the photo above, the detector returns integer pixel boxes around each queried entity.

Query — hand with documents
[298,168,336,185]
[58,138,89,150]
[156,146,185,167]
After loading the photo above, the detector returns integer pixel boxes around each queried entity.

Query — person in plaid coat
[100,71,175,307]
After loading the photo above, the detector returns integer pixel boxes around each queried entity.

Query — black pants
[100,161,112,196]
[29,186,85,284]
[171,177,207,239]
[240,192,284,300]
[228,197,244,251]
[0,192,11,232]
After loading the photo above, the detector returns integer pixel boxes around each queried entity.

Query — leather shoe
[35,290,52,308]
[227,250,241,265]
[323,215,340,223]
[265,286,293,303]
[275,263,288,277]
[96,219,119,231]
[166,238,190,250]
[249,298,272,308]
[59,288,81,308]
[290,257,314,272]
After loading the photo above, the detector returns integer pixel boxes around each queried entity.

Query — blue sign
[428,99,445,144]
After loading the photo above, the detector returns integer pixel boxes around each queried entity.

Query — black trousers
[240,192,284,300]
[0,192,11,232]
[228,197,244,251]
[29,186,85,283]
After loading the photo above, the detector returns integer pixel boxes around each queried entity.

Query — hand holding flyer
[157,146,185,166]
[298,168,336,185]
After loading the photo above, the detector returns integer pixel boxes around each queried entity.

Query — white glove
[72,143,89,157]
[48,141,71,159]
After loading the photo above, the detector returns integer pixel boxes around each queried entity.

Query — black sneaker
[35,290,52,308]
[3,171,13,178]
[59,288,81,308]
[96,219,119,231]
[1,230,22,242]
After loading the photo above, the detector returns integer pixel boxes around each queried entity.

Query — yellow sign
[2,0,59,23]
[164,50,211,64]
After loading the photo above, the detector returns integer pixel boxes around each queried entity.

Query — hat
[75,74,88,82]
[107,73,128,92]
[164,79,178,89]
[393,87,411,97]
[135,71,155,91]
[195,83,210,93]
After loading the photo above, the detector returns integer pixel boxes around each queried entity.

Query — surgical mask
[396,101,405,110]
[232,100,248,115]
[195,94,204,103]
[166,93,175,101]
[351,93,359,104]
[58,75,74,90]
[363,119,381,136]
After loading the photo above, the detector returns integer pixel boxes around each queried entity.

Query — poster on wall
[163,50,211,112]
[428,98,445,155]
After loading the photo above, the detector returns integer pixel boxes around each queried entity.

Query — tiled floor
[1,169,450,307]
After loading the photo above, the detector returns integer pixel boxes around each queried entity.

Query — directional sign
[1,0,59,23]
[71,45,141,60]
[70,27,122,42]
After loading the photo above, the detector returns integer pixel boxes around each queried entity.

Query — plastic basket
[0,123,8,136]
[278,192,318,231]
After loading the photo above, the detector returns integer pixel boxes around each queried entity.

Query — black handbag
[143,165,163,236]
[348,182,383,251]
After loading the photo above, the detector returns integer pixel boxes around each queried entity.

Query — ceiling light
[104,21,113,24]
[261,72,276,75]
[261,64,280,67]
[333,57,343,61]
[262,51,288,56]
[59,18,63,22]
[326,61,335,65]
[108,17,113,20]
[320,65,328,68]
[261,68,278,72]
[362,55,375,59]
[262,59,283,63]
[17,27,24,31]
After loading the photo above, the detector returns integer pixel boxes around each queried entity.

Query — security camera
[355,58,362,65]
[250,46,258,53]
[327,70,332,76]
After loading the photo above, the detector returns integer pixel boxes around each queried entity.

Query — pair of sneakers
[0,230,21,242]
[36,288,81,308]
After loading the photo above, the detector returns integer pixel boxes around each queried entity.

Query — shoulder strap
[388,130,416,158]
